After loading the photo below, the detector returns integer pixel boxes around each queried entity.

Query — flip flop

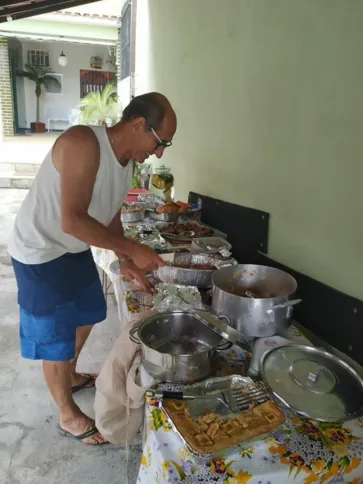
[71,373,97,394]
[57,424,109,445]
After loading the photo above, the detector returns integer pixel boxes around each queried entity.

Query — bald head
[122,92,176,132]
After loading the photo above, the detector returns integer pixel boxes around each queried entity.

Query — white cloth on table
[94,311,159,444]
[91,247,126,323]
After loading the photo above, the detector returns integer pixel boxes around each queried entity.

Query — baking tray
[157,375,286,461]
[191,236,232,253]
[148,211,180,222]
[121,210,146,223]
[155,221,214,242]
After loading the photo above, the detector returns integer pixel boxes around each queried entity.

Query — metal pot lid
[260,344,363,422]
[192,309,251,351]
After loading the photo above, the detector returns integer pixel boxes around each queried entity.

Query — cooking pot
[129,311,231,383]
[212,264,301,338]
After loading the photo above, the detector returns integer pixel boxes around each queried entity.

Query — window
[120,1,131,80]
[45,73,62,94]
[27,49,49,67]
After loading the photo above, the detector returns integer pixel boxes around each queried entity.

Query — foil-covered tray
[152,283,205,311]
[192,236,232,254]
[156,221,214,241]
[155,253,236,288]
[137,193,164,210]
[121,210,145,223]
[147,211,180,222]
[137,232,168,251]
[156,375,285,461]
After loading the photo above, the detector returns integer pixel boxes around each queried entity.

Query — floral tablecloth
[92,247,363,484]
[137,345,363,484]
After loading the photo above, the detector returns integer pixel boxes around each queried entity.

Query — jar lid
[260,344,363,422]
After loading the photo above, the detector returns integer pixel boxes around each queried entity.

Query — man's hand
[127,242,165,270]
[119,260,154,292]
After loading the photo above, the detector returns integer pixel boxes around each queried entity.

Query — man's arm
[53,126,163,269]
[108,209,124,237]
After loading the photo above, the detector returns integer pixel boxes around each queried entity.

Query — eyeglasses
[150,127,172,149]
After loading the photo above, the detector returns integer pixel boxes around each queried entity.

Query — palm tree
[78,83,121,126]
[16,64,60,127]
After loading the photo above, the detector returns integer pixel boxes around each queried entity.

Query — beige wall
[136,0,363,300]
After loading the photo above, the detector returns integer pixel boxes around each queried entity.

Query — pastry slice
[206,421,220,439]
[200,410,218,425]
[252,401,285,426]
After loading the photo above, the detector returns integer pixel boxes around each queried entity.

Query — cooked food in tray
[121,203,145,213]
[163,399,285,454]
[169,262,218,270]
[158,222,213,238]
[155,201,189,214]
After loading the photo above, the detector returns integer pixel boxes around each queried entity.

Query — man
[8,92,177,445]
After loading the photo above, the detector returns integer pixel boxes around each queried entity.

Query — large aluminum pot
[212,264,301,338]
[129,311,231,383]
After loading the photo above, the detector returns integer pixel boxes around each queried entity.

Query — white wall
[135,0,363,301]
[21,41,116,128]
[117,76,131,110]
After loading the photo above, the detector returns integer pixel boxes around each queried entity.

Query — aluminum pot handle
[217,314,232,325]
[219,260,237,269]
[215,315,233,349]
[129,326,141,344]
[215,340,233,351]
[267,299,302,321]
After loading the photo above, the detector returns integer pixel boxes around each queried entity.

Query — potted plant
[16,64,60,133]
[78,83,121,126]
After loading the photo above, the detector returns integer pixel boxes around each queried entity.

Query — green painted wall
[137,0,363,300]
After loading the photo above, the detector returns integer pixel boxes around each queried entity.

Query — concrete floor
[0,189,142,484]
[0,133,60,164]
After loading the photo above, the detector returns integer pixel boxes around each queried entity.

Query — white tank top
[8,126,133,264]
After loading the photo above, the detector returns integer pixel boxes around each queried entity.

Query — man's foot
[59,413,107,445]
[71,373,97,393]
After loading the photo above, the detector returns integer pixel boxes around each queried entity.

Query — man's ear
[131,116,146,133]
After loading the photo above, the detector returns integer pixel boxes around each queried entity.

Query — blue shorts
[12,250,106,361]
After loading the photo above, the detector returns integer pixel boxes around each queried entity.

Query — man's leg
[43,359,106,444]
[69,324,95,387]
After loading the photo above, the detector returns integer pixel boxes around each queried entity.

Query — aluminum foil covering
[192,236,232,252]
[157,375,285,460]
[148,211,180,222]
[120,210,145,223]
[192,237,233,259]
[152,283,205,312]
[121,202,146,213]
[137,232,168,251]
[137,193,164,209]
[155,253,236,288]
[218,247,232,258]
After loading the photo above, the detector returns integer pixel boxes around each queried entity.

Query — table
[137,340,363,484]
[92,248,363,484]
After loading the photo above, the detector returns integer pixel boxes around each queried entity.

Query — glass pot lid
[259,344,363,422]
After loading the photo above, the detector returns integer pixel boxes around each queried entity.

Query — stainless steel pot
[155,253,236,288]
[129,311,232,383]
[212,264,301,338]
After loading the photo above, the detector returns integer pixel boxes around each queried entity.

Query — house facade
[0,0,122,137]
